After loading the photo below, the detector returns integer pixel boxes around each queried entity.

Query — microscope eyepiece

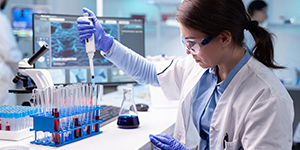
[13,75,20,83]
[28,44,49,65]
[12,72,25,83]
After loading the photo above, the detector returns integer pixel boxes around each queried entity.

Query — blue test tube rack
[30,106,103,147]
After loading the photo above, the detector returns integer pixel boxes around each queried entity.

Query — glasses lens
[186,40,200,54]
[181,35,212,54]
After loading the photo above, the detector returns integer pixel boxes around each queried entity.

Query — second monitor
[33,14,145,85]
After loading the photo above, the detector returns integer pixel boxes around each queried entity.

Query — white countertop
[0,86,178,150]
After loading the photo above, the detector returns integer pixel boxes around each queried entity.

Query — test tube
[42,87,53,143]
[65,85,71,115]
[33,89,45,142]
[65,85,73,140]
[94,84,103,132]
[45,87,52,116]
[54,109,60,145]
[38,89,45,116]
[82,84,88,123]
[85,85,92,134]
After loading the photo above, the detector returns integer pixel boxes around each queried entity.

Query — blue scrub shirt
[192,51,251,150]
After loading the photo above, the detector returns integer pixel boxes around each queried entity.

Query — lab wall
[243,0,300,86]
[102,0,185,57]
[267,0,300,86]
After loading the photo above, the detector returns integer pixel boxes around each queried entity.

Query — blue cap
[15,112,20,119]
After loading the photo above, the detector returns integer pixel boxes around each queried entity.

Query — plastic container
[0,105,38,141]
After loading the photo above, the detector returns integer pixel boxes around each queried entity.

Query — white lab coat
[156,54,294,149]
[0,11,22,105]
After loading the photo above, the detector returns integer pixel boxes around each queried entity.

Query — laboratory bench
[0,86,178,150]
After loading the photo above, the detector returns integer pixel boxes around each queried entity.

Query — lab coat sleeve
[0,13,22,73]
[102,40,159,86]
[155,55,191,100]
[242,95,294,149]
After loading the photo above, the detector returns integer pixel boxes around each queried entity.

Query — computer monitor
[11,5,51,38]
[32,13,145,85]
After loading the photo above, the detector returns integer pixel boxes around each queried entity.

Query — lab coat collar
[207,50,251,91]
[218,50,251,90]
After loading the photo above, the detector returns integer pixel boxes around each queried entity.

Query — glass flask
[117,88,140,128]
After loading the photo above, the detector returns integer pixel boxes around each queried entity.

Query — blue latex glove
[149,134,189,150]
[77,7,114,52]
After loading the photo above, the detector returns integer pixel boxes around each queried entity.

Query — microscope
[9,43,54,94]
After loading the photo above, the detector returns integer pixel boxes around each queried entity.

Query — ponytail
[245,19,285,69]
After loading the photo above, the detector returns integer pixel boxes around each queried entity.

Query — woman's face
[180,23,224,68]
[252,6,267,23]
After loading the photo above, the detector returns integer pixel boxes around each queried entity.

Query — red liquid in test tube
[54,112,60,132]
[74,118,81,138]
[54,109,60,145]
[5,121,10,131]
[86,126,90,135]
[52,108,57,142]
[94,115,99,132]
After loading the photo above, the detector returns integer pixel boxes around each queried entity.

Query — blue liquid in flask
[117,114,140,128]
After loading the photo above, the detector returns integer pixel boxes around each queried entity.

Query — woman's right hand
[77,7,114,53]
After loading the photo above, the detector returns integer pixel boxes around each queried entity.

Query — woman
[248,0,268,25]
[245,0,268,51]
[77,0,294,149]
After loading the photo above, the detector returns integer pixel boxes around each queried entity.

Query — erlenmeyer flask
[117,88,139,128]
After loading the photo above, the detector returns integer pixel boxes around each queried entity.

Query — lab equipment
[0,105,38,141]
[78,8,114,53]
[99,105,120,126]
[149,134,189,150]
[33,13,145,85]
[117,88,139,128]
[135,103,149,111]
[9,43,54,93]
[11,4,50,38]
[78,13,96,82]
[30,83,104,147]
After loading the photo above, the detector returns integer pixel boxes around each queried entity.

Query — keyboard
[100,105,121,126]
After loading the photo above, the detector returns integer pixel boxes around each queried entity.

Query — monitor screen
[33,13,144,85]
[11,5,50,38]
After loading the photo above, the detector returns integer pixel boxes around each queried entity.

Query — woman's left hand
[149,133,189,150]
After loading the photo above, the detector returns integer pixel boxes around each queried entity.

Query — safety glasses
[181,35,213,55]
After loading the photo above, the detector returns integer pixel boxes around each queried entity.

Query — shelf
[268,23,300,27]
[145,21,179,28]
[135,0,181,5]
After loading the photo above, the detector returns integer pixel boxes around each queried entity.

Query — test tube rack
[30,106,103,147]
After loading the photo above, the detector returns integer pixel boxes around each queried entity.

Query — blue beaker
[117,88,139,128]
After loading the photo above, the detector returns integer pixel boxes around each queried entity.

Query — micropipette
[81,13,96,86]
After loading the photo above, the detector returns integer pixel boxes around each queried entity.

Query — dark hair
[0,0,7,10]
[248,0,267,16]
[176,0,284,69]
